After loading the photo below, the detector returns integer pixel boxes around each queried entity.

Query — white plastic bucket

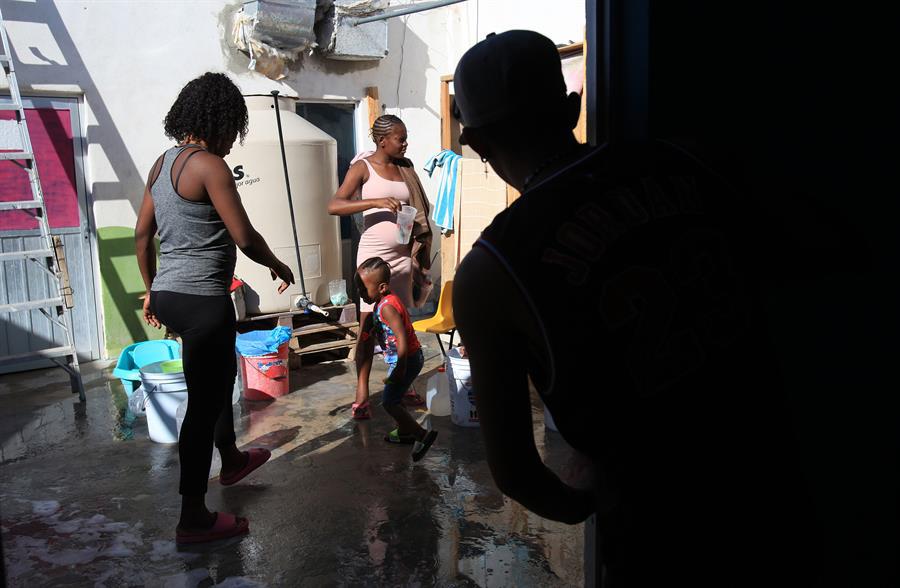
[447,348,478,427]
[140,360,189,444]
[176,398,188,438]
[426,366,451,417]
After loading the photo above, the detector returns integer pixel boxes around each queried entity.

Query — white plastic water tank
[226,95,342,314]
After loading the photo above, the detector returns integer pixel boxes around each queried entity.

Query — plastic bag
[235,326,292,357]
[127,386,146,415]
[329,279,349,306]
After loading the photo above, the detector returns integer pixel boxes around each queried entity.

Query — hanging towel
[423,149,462,233]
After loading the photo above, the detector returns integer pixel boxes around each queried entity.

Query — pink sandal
[351,401,371,420]
[220,448,271,486]
[176,512,249,545]
[403,387,426,407]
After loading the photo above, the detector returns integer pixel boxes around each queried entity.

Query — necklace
[522,146,580,192]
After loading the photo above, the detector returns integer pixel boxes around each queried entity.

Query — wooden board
[441,78,452,150]
[239,303,355,323]
[365,86,381,130]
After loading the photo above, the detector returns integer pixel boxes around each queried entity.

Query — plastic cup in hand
[396,205,417,244]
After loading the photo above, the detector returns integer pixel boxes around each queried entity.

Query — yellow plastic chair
[412,280,456,356]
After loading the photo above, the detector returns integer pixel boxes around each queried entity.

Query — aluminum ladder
[0,7,84,401]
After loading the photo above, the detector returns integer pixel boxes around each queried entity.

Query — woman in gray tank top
[135,72,294,545]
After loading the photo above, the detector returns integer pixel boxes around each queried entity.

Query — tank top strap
[360,157,377,177]
[151,147,179,192]
[173,146,206,193]
[152,144,207,195]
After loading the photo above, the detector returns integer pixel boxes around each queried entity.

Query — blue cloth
[423,150,462,232]
[235,326,292,357]
[381,349,425,407]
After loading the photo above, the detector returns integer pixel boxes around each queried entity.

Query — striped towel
[423,149,462,233]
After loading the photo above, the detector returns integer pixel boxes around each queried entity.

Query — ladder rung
[0,346,76,365]
[0,297,64,313]
[0,151,34,160]
[0,102,23,111]
[0,249,54,261]
[0,200,42,210]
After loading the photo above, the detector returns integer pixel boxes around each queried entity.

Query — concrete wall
[2,0,584,357]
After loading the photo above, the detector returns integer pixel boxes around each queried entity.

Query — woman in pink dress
[328,115,432,419]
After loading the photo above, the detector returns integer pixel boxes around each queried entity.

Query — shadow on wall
[3,0,143,210]
[97,227,163,358]
[0,316,59,375]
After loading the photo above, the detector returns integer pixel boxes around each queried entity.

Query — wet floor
[0,345,583,586]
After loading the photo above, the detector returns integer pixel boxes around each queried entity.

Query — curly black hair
[163,72,248,155]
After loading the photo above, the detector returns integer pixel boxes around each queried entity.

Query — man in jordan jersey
[451,30,819,587]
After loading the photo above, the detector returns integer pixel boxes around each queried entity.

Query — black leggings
[151,290,237,496]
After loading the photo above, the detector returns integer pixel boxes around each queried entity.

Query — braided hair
[370,114,404,144]
[357,256,391,281]
[355,256,391,294]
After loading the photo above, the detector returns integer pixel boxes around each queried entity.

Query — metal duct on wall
[317,0,389,61]
[232,0,318,79]
[245,0,317,49]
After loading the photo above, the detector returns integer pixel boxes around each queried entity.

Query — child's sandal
[403,386,425,407]
[384,429,416,444]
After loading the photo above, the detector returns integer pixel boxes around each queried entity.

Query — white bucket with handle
[140,360,188,444]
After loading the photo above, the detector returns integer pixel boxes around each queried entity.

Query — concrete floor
[1,343,583,587]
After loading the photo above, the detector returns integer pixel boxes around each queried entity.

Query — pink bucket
[241,343,289,401]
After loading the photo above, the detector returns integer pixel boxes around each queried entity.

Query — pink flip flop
[351,401,371,420]
[220,448,271,486]
[176,512,249,545]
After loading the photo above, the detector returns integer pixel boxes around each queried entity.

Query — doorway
[296,101,359,300]
[0,96,100,371]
